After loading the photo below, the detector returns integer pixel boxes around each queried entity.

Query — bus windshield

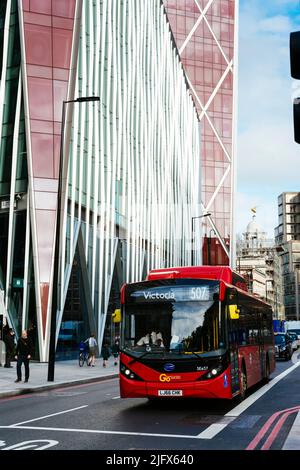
[123,280,226,357]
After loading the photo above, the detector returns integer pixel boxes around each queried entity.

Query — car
[274,333,293,361]
[287,331,300,351]
[287,328,300,342]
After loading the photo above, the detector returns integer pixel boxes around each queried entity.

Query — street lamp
[191,212,211,266]
[47,96,100,382]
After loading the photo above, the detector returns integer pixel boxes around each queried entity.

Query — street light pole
[47,96,100,382]
[191,212,211,266]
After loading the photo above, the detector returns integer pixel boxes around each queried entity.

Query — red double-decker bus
[119,266,275,400]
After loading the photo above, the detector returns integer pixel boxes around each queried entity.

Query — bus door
[259,309,272,378]
[257,310,265,379]
[226,289,240,395]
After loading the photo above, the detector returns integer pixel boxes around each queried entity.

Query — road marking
[10,405,88,427]
[246,405,300,450]
[283,411,300,450]
[261,408,299,450]
[197,423,229,439]
[0,425,204,440]
[197,361,300,440]
[112,396,120,400]
[2,439,58,450]
[227,361,300,418]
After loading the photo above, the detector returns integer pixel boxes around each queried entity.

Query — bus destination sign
[129,285,218,303]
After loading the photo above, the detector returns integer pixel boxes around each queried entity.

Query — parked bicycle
[79,341,89,367]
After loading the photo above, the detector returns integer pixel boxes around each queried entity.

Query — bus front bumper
[120,371,233,400]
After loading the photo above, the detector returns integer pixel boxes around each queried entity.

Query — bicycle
[78,343,89,367]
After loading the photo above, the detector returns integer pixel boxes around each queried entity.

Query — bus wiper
[182,350,203,359]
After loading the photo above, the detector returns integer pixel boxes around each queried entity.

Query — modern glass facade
[0,0,201,360]
[275,193,300,320]
[163,0,238,266]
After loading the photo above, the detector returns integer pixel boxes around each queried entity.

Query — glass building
[163,0,238,266]
[0,0,201,360]
[275,193,300,320]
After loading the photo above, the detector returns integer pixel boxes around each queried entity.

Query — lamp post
[295,270,299,321]
[191,212,211,266]
[47,96,100,382]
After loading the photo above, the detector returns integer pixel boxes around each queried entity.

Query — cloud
[238,122,299,189]
[236,2,299,238]
[258,15,293,34]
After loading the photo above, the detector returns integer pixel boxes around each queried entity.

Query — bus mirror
[112,309,121,323]
[229,305,240,320]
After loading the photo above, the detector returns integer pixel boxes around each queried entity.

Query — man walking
[15,330,33,383]
[4,328,15,368]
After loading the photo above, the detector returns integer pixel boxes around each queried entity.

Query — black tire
[79,353,84,367]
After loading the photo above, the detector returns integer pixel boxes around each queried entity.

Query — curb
[0,373,119,399]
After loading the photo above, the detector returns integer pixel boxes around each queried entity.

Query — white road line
[0,425,201,440]
[112,396,120,400]
[197,361,300,440]
[10,405,88,427]
[197,423,228,439]
[226,361,300,417]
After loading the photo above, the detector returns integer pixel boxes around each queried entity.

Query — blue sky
[236,0,300,237]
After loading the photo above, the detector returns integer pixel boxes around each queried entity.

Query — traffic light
[290,32,300,144]
[294,98,300,144]
[112,309,121,323]
[290,32,300,79]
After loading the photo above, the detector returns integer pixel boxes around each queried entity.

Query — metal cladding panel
[163,0,237,266]
[19,0,77,343]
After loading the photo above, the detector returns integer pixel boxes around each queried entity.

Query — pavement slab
[0,358,119,398]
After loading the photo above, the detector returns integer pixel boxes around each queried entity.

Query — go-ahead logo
[159,374,181,382]
[159,374,171,382]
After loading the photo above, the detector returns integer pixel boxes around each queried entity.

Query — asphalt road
[0,359,300,452]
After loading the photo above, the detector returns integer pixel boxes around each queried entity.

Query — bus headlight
[198,364,225,380]
[120,363,143,381]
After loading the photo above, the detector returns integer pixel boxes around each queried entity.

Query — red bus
[119,266,275,400]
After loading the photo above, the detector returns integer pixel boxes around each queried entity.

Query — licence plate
[158,390,183,396]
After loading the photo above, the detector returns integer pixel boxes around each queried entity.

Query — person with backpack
[84,333,97,367]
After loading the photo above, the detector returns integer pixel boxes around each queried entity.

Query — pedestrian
[101,342,110,367]
[84,333,97,367]
[111,338,120,366]
[4,328,15,368]
[14,330,34,383]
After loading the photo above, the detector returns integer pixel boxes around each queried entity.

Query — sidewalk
[0,357,119,399]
